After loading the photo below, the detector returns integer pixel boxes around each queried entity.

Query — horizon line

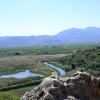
[0,26,100,37]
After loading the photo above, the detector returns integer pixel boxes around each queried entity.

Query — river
[0,62,66,79]
[43,62,66,76]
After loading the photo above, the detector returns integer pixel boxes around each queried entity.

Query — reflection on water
[0,70,43,79]
[43,62,66,76]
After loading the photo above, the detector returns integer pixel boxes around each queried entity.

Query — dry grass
[0,54,65,87]
[0,54,65,73]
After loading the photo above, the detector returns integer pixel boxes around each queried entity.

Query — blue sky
[0,0,100,36]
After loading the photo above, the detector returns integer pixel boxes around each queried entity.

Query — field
[0,51,66,98]
[0,54,65,74]
[0,44,99,99]
[0,54,66,87]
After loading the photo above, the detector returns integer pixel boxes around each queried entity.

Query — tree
[71,64,76,70]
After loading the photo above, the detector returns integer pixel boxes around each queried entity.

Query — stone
[21,71,100,100]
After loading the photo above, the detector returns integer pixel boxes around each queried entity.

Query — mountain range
[0,27,100,47]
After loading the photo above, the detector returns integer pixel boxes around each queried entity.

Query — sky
[0,0,100,36]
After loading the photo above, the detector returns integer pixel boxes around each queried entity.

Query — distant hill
[55,27,100,44]
[0,27,100,47]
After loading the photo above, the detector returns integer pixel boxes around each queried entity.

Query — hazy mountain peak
[0,27,100,47]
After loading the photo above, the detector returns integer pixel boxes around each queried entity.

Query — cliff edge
[21,71,100,100]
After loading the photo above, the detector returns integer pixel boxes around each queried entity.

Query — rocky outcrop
[21,71,100,100]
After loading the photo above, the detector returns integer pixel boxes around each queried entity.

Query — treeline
[59,46,100,76]
[7,77,42,87]
[0,79,42,92]
[0,45,95,56]
[0,46,74,56]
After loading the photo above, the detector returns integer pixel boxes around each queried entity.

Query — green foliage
[59,46,100,76]
[7,77,41,86]
[0,44,96,56]
[0,92,19,100]
[0,80,42,92]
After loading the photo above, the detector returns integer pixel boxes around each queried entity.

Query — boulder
[21,71,100,100]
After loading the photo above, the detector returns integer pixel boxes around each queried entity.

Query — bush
[14,52,21,55]
[71,64,76,70]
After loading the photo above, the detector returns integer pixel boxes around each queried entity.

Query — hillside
[59,46,100,76]
[0,27,100,47]
[55,27,100,44]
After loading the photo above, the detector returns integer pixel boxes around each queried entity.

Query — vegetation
[59,46,100,76]
[0,92,19,100]
[0,54,64,89]
[6,86,35,97]
[0,54,64,75]
[0,44,99,98]
[0,44,96,56]
[0,79,42,92]
[0,77,41,88]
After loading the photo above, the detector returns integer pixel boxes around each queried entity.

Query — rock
[21,71,100,100]
[66,95,79,100]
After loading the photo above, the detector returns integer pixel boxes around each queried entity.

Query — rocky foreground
[21,71,100,100]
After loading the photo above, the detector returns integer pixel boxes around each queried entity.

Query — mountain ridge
[0,27,100,47]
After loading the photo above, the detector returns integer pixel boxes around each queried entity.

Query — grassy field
[0,54,65,74]
[7,86,35,97]
[0,54,65,87]
[0,86,35,99]
[0,44,99,98]
[0,54,66,98]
